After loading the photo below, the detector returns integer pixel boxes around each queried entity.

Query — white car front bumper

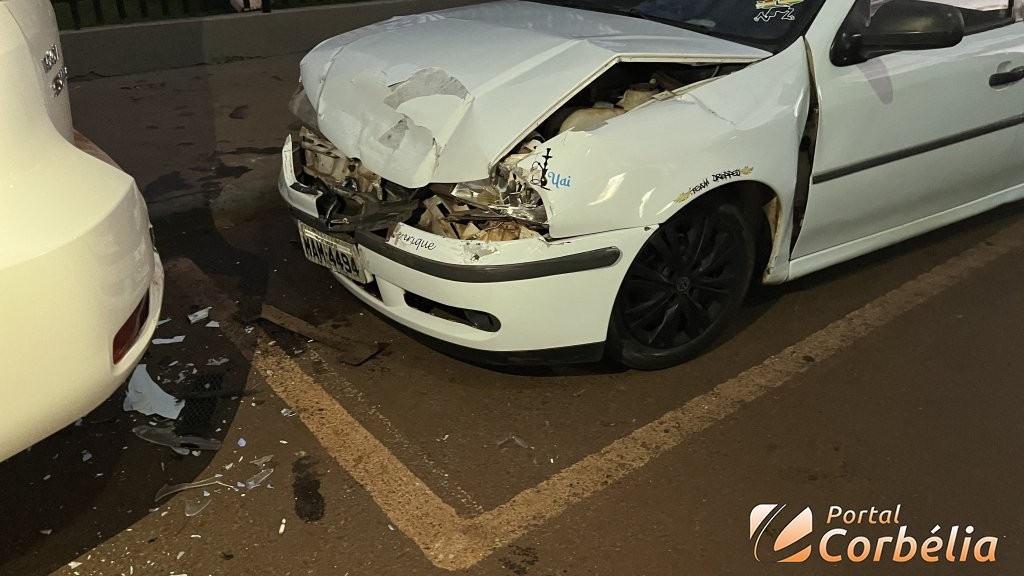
[278,138,655,363]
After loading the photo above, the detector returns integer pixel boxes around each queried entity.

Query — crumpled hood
[300,0,768,188]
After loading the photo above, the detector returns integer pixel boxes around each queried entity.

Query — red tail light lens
[113,292,150,364]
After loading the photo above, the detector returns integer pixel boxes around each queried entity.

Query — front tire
[607,201,756,370]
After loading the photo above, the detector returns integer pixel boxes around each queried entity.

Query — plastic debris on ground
[184,499,211,517]
[155,475,236,502]
[496,434,532,449]
[237,438,246,447]
[124,365,184,419]
[278,518,286,534]
[187,307,212,324]
[205,320,220,328]
[206,357,229,366]
[152,335,186,345]
[244,468,274,489]
[133,424,221,453]
[157,318,171,326]
[249,455,272,467]
[280,408,296,417]
[81,450,92,462]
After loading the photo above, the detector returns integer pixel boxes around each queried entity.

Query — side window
[870,0,1014,32]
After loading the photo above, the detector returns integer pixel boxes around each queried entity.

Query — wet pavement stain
[225,146,281,156]
[144,171,188,197]
[196,160,252,181]
[292,455,325,522]
[498,545,539,576]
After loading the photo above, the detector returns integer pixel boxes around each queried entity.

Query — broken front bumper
[278,140,656,363]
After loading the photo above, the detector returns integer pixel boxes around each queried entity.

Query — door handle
[990,66,1024,87]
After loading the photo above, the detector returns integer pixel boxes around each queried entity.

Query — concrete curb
[60,0,481,77]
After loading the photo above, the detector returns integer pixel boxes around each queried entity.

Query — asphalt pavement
[0,54,1022,576]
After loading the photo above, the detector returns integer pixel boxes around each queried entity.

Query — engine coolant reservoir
[558,101,625,133]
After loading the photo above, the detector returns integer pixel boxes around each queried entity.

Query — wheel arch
[674,178,782,283]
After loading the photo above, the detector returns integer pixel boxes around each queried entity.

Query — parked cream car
[0,0,164,460]
[281,0,1024,369]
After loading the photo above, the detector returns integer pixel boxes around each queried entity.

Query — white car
[279,0,1024,369]
[0,0,164,459]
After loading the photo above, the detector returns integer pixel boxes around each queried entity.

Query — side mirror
[831,0,966,66]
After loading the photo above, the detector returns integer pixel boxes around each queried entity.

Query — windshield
[537,0,825,52]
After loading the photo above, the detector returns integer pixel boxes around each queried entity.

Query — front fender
[529,40,811,252]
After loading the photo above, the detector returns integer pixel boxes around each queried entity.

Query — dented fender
[522,41,811,281]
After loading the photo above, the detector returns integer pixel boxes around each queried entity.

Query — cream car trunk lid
[302,0,767,188]
[2,0,72,141]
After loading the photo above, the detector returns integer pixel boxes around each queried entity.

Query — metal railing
[53,0,348,29]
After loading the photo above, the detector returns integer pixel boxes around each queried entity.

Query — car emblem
[52,65,68,98]
[40,44,58,73]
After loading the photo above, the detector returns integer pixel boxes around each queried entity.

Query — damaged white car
[280,0,1024,369]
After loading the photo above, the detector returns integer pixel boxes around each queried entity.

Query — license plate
[297,222,368,283]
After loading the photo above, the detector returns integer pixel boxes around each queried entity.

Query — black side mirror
[831,0,966,66]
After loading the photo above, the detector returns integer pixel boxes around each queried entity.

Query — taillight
[113,292,150,364]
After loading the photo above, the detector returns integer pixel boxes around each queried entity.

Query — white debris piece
[68,561,82,568]
[205,320,220,328]
[187,307,211,324]
[206,357,229,366]
[123,365,184,419]
[157,318,171,326]
[152,335,185,345]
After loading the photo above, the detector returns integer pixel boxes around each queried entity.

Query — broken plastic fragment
[280,408,295,417]
[187,307,211,324]
[133,424,222,453]
[184,499,211,517]
[245,468,274,489]
[206,357,229,366]
[68,561,81,568]
[124,365,184,419]
[496,435,531,449]
[249,455,272,467]
[205,321,220,328]
[154,476,237,502]
[40,529,52,535]
[278,518,287,535]
[81,450,92,462]
[152,335,186,345]
[157,318,171,326]
[237,438,247,447]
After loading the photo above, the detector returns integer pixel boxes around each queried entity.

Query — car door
[792,0,1024,262]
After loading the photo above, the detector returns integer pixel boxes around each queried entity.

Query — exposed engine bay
[293,61,747,242]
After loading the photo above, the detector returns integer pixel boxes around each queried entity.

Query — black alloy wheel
[607,201,756,370]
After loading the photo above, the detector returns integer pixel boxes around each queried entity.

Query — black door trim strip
[812,113,1024,185]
